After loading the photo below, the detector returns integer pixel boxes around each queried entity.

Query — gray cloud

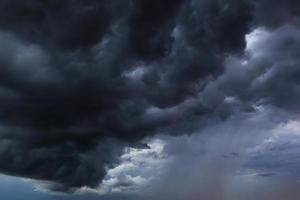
[0,0,299,195]
[132,109,300,200]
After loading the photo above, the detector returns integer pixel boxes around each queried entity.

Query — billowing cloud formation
[0,0,299,192]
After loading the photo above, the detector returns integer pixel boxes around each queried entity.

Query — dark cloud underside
[0,0,299,191]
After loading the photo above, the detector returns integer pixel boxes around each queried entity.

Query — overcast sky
[0,0,300,199]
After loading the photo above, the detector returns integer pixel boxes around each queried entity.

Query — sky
[0,0,300,199]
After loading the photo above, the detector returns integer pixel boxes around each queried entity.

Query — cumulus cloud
[0,0,299,196]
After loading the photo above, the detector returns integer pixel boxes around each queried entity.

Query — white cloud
[76,139,168,196]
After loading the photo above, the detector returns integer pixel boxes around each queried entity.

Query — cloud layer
[0,0,299,194]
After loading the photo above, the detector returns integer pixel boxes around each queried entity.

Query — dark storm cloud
[0,0,113,50]
[128,0,184,60]
[134,0,253,108]
[253,0,300,28]
[0,0,299,192]
[201,24,300,113]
